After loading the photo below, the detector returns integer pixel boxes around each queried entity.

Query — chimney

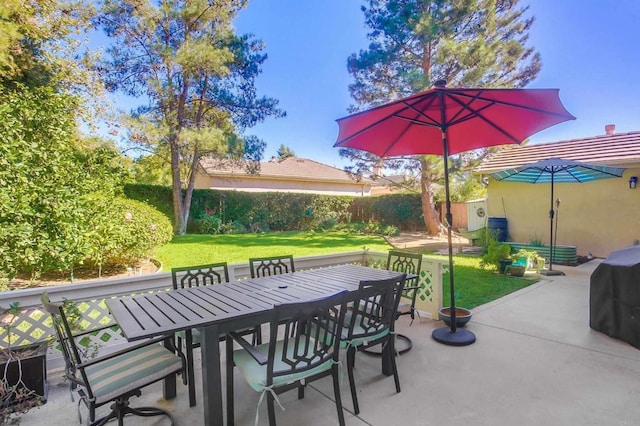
[605,124,616,135]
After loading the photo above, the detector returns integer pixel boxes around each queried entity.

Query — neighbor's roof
[477,131,640,173]
[199,157,369,184]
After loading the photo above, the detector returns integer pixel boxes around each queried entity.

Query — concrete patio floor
[18,259,640,425]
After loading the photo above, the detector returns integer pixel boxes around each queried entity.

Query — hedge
[124,184,426,232]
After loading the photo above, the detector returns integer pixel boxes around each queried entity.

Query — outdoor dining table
[106,263,409,426]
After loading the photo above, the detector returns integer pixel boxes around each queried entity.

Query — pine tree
[97,0,285,234]
[277,144,296,160]
[344,0,540,234]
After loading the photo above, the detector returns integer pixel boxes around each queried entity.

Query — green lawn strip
[435,255,540,309]
[155,231,392,270]
[156,234,538,310]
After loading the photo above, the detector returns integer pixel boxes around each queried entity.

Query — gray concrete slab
[17,259,640,425]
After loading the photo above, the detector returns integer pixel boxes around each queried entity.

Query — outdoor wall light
[630,176,638,189]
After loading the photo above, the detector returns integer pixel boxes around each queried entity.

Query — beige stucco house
[196,157,372,196]
[476,125,640,258]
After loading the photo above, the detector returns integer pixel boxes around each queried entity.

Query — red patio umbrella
[334,81,574,346]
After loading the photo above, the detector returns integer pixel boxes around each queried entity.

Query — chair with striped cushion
[42,293,185,426]
[386,250,423,354]
[387,250,422,323]
[342,274,407,415]
[171,262,261,406]
[225,291,348,426]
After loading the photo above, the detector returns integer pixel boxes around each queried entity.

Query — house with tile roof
[476,125,640,258]
[196,157,372,196]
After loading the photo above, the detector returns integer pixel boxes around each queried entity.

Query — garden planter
[498,259,513,274]
[439,307,472,327]
[508,265,526,277]
[0,341,48,407]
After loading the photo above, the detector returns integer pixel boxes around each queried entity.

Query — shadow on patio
[18,260,640,425]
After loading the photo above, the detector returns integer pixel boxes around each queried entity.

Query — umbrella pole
[549,174,555,271]
[541,174,565,276]
[432,130,476,346]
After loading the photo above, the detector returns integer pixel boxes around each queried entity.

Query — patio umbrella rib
[445,94,522,144]
[379,117,416,158]
[449,89,577,119]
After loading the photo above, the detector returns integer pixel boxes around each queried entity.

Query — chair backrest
[387,250,422,276]
[249,255,295,278]
[41,293,93,398]
[346,275,407,341]
[267,291,347,385]
[171,262,229,289]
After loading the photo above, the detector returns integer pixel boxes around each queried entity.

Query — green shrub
[0,85,87,279]
[83,197,173,273]
[513,249,540,269]
[123,184,174,221]
[480,238,513,270]
[196,208,223,234]
[123,184,426,234]
[350,194,424,230]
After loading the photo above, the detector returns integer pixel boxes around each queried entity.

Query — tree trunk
[170,138,187,235]
[420,157,446,235]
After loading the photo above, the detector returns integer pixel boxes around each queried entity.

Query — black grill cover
[589,245,640,349]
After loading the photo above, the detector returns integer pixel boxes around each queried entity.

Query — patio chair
[41,293,185,426]
[387,250,422,354]
[225,291,348,426]
[249,255,295,278]
[171,262,261,406]
[387,250,422,323]
[342,274,407,415]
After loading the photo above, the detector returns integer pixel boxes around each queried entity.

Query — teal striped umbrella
[491,158,625,273]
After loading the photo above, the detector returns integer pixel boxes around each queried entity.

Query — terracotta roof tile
[199,157,369,183]
[476,131,640,173]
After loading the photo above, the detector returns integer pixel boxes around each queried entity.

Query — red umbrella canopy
[334,85,575,157]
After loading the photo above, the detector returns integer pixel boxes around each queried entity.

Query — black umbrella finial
[434,79,447,88]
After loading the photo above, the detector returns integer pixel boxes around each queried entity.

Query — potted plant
[506,249,541,276]
[480,239,513,273]
[438,307,473,327]
[513,248,540,269]
[0,302,47,423]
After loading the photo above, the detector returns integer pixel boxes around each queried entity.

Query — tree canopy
[277,144,296,160]
[97,0,285,234]
[343,0,540,234]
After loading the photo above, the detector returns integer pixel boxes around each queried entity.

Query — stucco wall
[486,168,640,258]
[195,174,370,196]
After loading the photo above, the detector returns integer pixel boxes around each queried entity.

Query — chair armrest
[228,331,267,365]
[77,335,173,369]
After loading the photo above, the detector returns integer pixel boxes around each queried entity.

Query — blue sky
[228,0,640,168]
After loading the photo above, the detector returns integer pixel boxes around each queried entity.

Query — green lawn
[156,232,539,310]
[155,231,392,270]
[433,254,539,309]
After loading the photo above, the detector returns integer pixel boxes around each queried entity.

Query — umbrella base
[540,269,565,276]
[432,327,476,346]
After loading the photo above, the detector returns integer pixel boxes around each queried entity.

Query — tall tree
[0,0,102,119]
[344,0,540,234]
[97,0,284,234]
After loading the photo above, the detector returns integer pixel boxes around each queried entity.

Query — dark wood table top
[107,264,407,341]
